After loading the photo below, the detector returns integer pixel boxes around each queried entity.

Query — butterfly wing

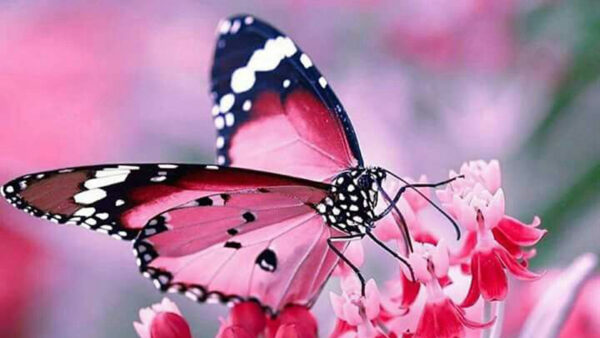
[1,164,328,241]
[210,14,363,182]
[134,186,347,313]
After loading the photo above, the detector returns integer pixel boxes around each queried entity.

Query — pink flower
[397,241,493,337]
[436,160,544,305]
[267,305,318,338]
[330,275,388,337]
[134,298,192,338]
[217,301,317,338]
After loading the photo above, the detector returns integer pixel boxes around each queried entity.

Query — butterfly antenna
[377,182,414,253]
[384,170,463,241]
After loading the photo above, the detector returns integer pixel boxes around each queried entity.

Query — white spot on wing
[219,20,231,34]
[225,113,235,127]
[242,100,252,111]
[214,116,225,130]
[230,20,241,34]
[229,36,297,94]
[244,16,254,25]
[300,53,313,68]
[211,105,220,116]
[115,199,125,206]
[219,94,235,113]
[84,174,128,189]
[74,207,96,217]
[158,164,178,169]
[74,189,107,205]
[318,77,327,88]
[283,79,290,88]
[216,136,225,149]
[217,155,226,165]
[231,68,256,93]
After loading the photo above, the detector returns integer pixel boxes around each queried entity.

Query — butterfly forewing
[210,14,363,182]
[1,164,328,241]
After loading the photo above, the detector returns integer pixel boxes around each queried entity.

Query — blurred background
[1,0,598,337]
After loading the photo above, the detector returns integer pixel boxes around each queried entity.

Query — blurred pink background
[1,0,599,337]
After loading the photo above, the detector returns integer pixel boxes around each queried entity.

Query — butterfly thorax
[316,167,385,235]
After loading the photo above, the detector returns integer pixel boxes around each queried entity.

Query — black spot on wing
[196,197,213,206]
[256,248,277,272]
[224,241,242,249]
[242,211,255,222]
[227,228,239,236]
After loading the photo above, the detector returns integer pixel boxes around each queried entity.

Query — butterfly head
[317,167,385,235]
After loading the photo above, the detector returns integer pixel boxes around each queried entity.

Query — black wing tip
[1,167,140,241]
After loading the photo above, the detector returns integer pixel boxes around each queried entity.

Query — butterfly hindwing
[1,164,328,241]
[210,14,363,182]
[133,186,347,313]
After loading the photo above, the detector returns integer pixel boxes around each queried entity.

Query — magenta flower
[401,241,493,338]
[436,160,545,305]
[217,301,317,338]
[134,298,192,338]
[329,275,385,337]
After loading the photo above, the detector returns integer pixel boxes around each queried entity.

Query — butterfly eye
[357,175,373,190]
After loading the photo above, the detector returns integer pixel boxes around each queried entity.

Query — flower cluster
[134,160,550,338]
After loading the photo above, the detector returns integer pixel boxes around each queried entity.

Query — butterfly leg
[327,234,367,296]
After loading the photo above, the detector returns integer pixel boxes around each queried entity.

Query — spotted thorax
[316,167,386,235]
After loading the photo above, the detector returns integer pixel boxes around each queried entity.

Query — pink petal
[400,271,421,308]
[455,195,478,231]
[364,279,381,320]
[451,301,495,329]
[338,240,365,275]
[479,249,508,301]
[496,216,545,246]
[342,301,363,326]
[329,292,346,320]
[229,302,266,336]
[372,213,403,242]
[149,312,192,338]
[341,273,362,296]
[416,298,465,338]
[407,251,430,283]
[219,326,253,338]
[432,240,450,278]
[403,175,430,211]
[481,159,501,193]
[134,321,150,338]
[277,306,318,338]
[495,248,541,280]
[274,323,316,338]
[450,231,478,262]
[483,189,504,230]
[461,253,481,308]
[491,227,523,259]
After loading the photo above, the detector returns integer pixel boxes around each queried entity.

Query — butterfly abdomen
[316,168,385,235]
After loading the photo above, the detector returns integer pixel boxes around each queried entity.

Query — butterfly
[1,14,458,314]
